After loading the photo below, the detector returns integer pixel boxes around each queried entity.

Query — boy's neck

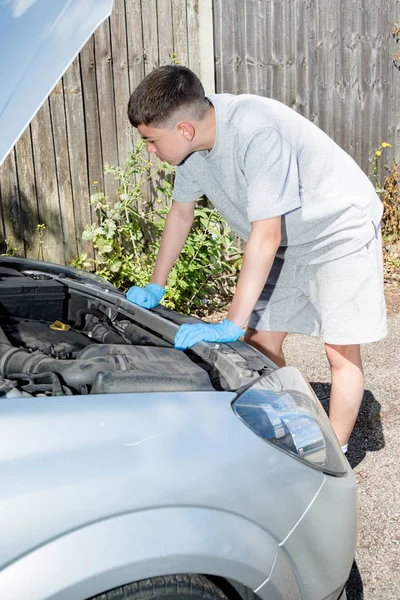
[193,102,216,152]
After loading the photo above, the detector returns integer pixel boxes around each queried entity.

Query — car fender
[0,506,279,600]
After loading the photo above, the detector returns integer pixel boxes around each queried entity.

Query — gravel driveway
[283,297,400,600]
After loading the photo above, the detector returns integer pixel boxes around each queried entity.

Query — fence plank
[111,0,133,166]
[141,0,159,73]
[213,0,224,92]
[157,0,174,66]
[247,0,261,95]
[63,56,92,257]
[328,2,341,143]
[316,0,328,135]
[139,0,159,206]
[95,18,119,200]
[30,101,64,264]
[370,1,383,159]
[295,0,308,117]
[0,150,23,254]
[390,0,400,161]
[172,0,189,66]
[235,0,248,93]
[360,0,372,172]
[125,0,145,94]
[380,0,391,155]
[282,0,295,108]
[215,0,239,93]
[338,0,352,150]
[14,127,39,258]
[186,0,200,75]
[80,38,104,195]
[349,2,362,165]
[258,0,270,99]
[306,0,318,125]
[395,0,400,160]
[388,0,397,161]
[271,0,284,102]
[49,82,78,264]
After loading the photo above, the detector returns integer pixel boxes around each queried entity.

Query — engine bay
[0,263,273,398]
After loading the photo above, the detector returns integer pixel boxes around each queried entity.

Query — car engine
[0,264,272,398]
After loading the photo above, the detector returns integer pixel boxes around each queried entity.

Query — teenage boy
[125,65,387,451]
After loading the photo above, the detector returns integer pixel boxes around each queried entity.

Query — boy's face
[138,122,192,166]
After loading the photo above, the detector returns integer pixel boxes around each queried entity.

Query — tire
[89,574,231,600]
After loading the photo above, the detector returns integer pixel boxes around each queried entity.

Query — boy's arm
[227,216,281,328]
[126,201,195,308]
[150,200,195,287]
[174,216,281,349]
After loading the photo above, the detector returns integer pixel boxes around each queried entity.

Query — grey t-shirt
[173,93,383,264]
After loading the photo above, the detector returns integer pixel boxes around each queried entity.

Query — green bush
[370,142,400,241]
[72,141,242,313]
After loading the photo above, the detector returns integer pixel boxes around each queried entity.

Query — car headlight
[232,366,348,476]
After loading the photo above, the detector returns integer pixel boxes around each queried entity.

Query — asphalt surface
[283,311,400,600]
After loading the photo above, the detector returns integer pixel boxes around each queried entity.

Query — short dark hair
[127,65,207,127]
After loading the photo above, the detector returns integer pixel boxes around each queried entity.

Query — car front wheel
[90,574,231,600]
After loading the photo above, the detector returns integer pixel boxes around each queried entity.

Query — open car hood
[0,0,114,166]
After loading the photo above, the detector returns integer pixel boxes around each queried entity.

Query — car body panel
[0,391,325,570]
[0,0,114,166]
[255,547,302,600]
[280,472,357,600]
[255,473,357,600]
[0,507,279,600]
[254,470,357,600]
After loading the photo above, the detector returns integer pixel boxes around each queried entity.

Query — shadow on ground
[345,560,364,599]
[309,383,385,600]
[310,383,385,469]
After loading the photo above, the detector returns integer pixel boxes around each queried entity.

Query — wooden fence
[214,0,400,171]
[1,0,400,265]
[0,0,213,264]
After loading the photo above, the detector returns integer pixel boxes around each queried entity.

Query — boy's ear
[177,122,195,142]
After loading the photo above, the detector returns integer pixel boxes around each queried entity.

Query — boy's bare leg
[324,344,364,446]
[244,329,287,368]
[245,331,364,447]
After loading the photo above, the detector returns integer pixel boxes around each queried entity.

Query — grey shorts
[248,230,388,345]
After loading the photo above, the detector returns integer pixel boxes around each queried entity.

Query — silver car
[0,2,357,600]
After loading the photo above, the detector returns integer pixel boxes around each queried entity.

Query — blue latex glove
[126,283,166,309]
[174,318,245,350]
